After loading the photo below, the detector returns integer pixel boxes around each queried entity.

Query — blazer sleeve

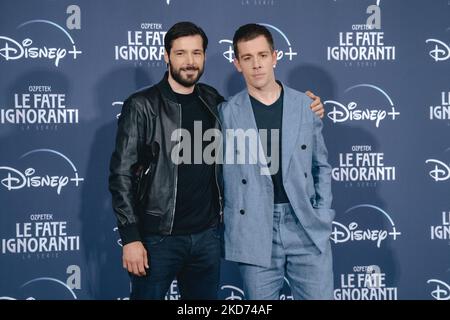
[311,110,333,209]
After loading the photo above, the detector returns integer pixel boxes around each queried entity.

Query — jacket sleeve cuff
[118,224,142,246]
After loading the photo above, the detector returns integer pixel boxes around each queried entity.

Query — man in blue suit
[219,24,334,300]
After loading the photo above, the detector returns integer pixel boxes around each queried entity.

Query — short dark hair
[164,21,208,54]
[233,23,274,59]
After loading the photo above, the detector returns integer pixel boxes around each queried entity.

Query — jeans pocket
[206,225,221,241]
[212,228,222,240]
[145,235,167,246]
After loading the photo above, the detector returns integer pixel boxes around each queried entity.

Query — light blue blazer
[219,83,334,268]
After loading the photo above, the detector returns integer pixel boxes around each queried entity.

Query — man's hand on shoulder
[306,90,324,119]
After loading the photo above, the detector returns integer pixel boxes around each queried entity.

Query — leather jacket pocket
[136,141,159,203]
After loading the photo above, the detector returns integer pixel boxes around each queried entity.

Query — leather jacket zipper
[168,102,182,233]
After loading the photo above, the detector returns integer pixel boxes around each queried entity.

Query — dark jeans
[129,226,221,300]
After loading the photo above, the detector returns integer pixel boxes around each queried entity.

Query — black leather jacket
[109,73,224,245]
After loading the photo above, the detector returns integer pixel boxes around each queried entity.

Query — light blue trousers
[239,203,334,300]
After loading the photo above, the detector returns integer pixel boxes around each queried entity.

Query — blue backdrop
[1,0,449,300]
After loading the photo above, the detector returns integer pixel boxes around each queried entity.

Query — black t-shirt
[249,90,289,204]
[171,90,220,234]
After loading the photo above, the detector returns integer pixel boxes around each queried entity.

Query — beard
[169,60,204,87]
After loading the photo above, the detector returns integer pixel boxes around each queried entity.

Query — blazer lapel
[232,91,272,178]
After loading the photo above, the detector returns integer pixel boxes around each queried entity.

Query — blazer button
[240,209,245,215]
[301,144,307,150]
[242,179,247,184]
[304,172,308,178]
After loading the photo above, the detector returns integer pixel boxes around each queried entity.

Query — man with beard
[109,21,325,300]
